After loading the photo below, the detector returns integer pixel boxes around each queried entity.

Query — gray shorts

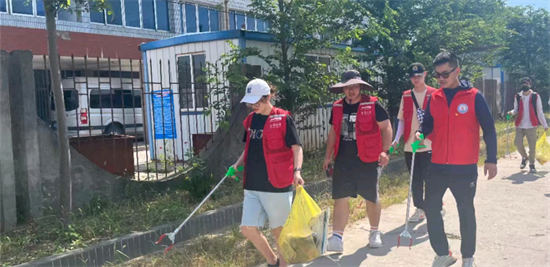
[241,190,293,229]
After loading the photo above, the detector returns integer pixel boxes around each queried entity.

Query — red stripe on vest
[332,95,382,163]
[429,88,480,165]
[402,86,437,143]
[243,107,294,188]
[515,94,539,127]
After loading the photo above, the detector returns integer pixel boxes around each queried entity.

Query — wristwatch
[294,167,302,173]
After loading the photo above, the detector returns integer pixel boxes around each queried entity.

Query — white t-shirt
[510,91,548,129]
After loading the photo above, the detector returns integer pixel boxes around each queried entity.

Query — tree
[499,6,550,110]
[355,0,510,119]
[43,0,108,223]
[242,0,374,121]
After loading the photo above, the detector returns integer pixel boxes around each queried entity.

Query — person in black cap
[323,70,393,252]
[507,77,548,173]
[392,63,444,223]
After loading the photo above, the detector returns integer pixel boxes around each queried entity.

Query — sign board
[152,89,177,139]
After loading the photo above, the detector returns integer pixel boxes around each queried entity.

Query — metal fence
[34,55,332,181]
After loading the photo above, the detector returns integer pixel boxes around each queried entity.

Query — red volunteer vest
[429,88,479,165]
[332,95,382,163]
[515,93,539,127]
[243,107,294,188]
[402,86,437,143]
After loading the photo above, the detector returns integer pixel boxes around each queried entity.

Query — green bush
[180,156,215,202]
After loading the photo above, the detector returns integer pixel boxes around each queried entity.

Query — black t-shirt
[329,99,390,160]
[242,113,301,192]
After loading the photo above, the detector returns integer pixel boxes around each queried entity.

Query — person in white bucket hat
[230,78,304,267]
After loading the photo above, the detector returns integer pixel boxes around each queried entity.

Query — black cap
[408,63,426,77]
[519,77,532,84]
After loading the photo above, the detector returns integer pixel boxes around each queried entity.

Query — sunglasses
[433,67,457,79]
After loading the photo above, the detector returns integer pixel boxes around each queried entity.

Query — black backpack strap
[411,92,421,110]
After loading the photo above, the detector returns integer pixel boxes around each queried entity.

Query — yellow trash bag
[278,186,330,264]
[535,132,550,165]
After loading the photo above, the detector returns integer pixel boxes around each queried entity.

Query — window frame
[183,3,220,34]
[9,0,41,17]
[176,53,209,111]
[90,0,170,32]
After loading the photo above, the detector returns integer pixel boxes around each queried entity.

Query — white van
[53,77,144,138]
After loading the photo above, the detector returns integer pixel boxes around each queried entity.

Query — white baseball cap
[240,79,271,104]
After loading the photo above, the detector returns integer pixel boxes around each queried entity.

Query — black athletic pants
[404,151,432,210]
[424,170,477,258]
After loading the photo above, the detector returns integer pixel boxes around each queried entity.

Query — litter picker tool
[398,134,426,249]
[155,165,244,254]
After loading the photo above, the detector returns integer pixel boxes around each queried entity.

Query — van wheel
[105,124,124,136]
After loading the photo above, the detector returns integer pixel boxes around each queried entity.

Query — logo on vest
[457,104,468,114]
[270,123,282,128]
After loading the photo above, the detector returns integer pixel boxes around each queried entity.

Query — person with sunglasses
[392,63,444,223]
[415,51,498,267]
[507,77,548,173]
[323,70,393,252]
[230,78,304,267]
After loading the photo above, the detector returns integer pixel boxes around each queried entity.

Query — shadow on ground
[501,171,549,184]
[292,223,430,267]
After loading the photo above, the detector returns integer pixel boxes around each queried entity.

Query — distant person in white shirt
[507,77,548,173]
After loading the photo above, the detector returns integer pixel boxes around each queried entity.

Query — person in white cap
[230,78,304,267]
[323,70,393,252]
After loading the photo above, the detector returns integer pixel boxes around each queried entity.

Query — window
[306,55,331,71]
[229,11,235,30]
[0,0,6,12]
[106,0,122,25]
[156,0,170,31]
[178,54,208,109]
[246,16,255,31]
[36,0,45,16]
[90,8,105,23]
[142,0,156,29]
[185,4,196,33]
[90,89,142,109]
[12,0,33,15]
[124,0,140,27]
[236,13,245,29]
[210,9,219,31]
[257,19,265,32]
[198,6,209,32]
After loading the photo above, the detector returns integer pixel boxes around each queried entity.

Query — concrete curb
[16,158,406,267]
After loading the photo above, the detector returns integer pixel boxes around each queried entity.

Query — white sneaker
[368,230,382,248]
[409,208,426,222]
[431,254,458,267]
[327,235,344,253]
[462,257,475,267]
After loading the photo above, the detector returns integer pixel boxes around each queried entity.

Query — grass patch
[0,150,328,266]
[114,172,410,267]
[478,119,548,166]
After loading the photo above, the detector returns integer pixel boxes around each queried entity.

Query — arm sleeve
[511,95,518,115]
[536,94,548,128]
[475,92,497,164]
[242,131,247,143]
[375,101,390,122]
[397,96,405,120]
[285,115,302,147]
[418,96,434,137]
[329,107,334,125]
[393,120,404,143]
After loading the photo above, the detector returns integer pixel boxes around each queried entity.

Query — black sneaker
[267,258,280,267]
[529,164,537,173]
[520,158,527,169]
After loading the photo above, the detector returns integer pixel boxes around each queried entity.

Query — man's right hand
[415,132,423,141]
[323,158,332,170]
[391,141,398,150]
